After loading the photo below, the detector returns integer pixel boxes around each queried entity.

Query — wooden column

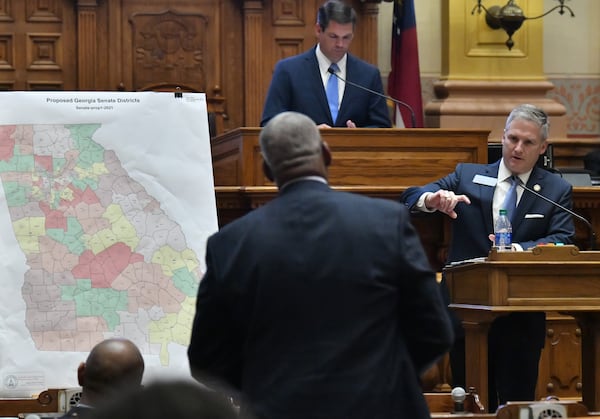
[76,0,99,90]
[243,1,265,126]
[355,1,381,66]
[426,0,568,140]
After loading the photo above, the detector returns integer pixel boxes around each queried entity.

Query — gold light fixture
[472,0,575,50]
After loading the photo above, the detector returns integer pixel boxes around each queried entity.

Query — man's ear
[321,142,332,167]
[314,22,322,37]
[262,161,274,181]
[77,362,86,386]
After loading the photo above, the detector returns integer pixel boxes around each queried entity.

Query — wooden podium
[211,128,489,186]
[445,245,600,412]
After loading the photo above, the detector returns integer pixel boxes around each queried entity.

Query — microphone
[451,386,466,413]
[517,180,596,250]
[327,67,417,128]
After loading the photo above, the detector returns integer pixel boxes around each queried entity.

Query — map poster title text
[46,97,141,104]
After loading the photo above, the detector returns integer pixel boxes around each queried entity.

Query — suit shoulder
[336,190,408,213]
[346,53,378,71]
[456,162,488,171]
[209,203,270,240]
[454,162,498,176]
[58,406,94,418]
[276,49,314,67]
[537,168,573,190]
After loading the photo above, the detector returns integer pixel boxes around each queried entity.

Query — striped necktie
[326,63,340,123]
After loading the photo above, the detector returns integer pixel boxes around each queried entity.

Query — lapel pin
[533,184,541,192]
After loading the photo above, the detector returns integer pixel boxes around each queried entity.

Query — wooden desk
[0,389,60,417]
[445,246,600,412]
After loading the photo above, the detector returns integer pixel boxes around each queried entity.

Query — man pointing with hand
[400,104,574,411]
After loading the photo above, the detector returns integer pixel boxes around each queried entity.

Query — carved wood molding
[129,10,209,92]
[76,1,99,89]
[243,1,265,126]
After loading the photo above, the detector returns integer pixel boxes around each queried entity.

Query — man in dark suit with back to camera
[188,111,453,419]
[400,104,575,411]
[261,0,391,128]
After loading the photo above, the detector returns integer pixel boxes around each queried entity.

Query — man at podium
[400,104,575,411]
[260,0,391,129]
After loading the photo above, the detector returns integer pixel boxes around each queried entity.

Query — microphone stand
[327,68,416,128]
[518,182,597,250]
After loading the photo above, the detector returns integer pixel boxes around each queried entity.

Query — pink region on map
[39,201,68,230]
[72,242,145,287]
[62,185,101,208]
[112,262,187,312]
[34,155,53,173]
[38,236,80,274]
[0,125,16,161]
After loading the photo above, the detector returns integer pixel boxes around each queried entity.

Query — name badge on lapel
[473,174,497,187]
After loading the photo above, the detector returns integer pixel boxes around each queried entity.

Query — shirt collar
[498,158,532,185]
[280,176,327,191]
[315,45,347,78]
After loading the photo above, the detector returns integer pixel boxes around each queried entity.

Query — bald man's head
[78,338,144,405]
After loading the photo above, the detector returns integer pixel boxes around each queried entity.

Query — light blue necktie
[502,175,519,221]
[326,63,339,123]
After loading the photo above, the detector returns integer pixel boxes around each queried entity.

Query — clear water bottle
[494,209,512,251]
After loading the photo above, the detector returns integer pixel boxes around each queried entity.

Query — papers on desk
[445,257,487,267]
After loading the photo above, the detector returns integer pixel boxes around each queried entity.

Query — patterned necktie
[502,175,519,221]
[326,63,340,123]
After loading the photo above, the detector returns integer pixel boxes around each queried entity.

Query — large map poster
[0,92,218,396]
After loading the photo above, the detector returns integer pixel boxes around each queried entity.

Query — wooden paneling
[0,0,76,90]
[6,0,389,132]
[538,313,582,401]
[118,1,222,93]
[551,138,600,169]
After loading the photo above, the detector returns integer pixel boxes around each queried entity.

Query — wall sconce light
[472,0,575,50]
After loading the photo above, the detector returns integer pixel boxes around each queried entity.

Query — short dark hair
[317,0,356,31]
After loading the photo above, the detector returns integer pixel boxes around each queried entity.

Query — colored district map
[0,124,201,365]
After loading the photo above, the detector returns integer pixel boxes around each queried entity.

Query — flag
[388,0,424,128]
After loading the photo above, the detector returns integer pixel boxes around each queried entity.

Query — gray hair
[259,112,322,178]
[505,104,549,141]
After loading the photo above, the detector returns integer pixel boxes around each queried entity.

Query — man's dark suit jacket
[188,180,453,419]
[58,405,93,418]
[260,48,392,128]
[401,162,575,403]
